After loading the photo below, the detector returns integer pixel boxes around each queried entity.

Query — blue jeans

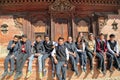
[56,61,67,80]
[28,54,43,72]
[78,51,87,67]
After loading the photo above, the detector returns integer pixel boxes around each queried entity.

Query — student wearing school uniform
[14,35,31,79]
[64,36,79,76]
[96,33,113,72]
[52,37,69,80]
[42,35,57,78]
[107,34,120,71]
[75,36,87,73]
[26,35,45,79]
[1,35,19,78]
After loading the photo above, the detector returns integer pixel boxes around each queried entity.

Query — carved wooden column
[50,13,54,40]
[72,14,76,41]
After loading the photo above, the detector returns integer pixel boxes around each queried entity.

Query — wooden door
[54,18,68,41]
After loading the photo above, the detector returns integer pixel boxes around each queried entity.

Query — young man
[65,36,79,76]
[14,35,31,79]
[26,35,45,79]
[42,35,57,78]
[1,35,19,78]
[96,33,108,74]
[107,34,120,71]
[52,37,69,80]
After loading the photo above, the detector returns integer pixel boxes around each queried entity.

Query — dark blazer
[7,40,19,57]
[32,41,45,54]
[64,41,77,53]
[18,40,31,56]
[96,39,108,53]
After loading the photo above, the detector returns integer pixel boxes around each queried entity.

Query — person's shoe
[14,72,23,80]
[39,72,43,79]
[102,71,106,75]
[26,71,32,78]
[90,70,94,74]
[109,69,113,73]
[8,71,14,76]
[43,69,47,77]
[83,67,87,73]
[98,68,102,73]
[1,71,8,78]
[52,72,55,79]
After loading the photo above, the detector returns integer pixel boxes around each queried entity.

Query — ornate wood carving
[49,0,75,12]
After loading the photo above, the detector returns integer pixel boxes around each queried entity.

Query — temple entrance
[53,18,69,41]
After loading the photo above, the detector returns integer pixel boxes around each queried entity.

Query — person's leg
[78,52,84,71]
[14,53,24,79]
[112,54,120,69]
[38,54,43,79]
[50,56,56,78]
[75,53,80,65]
[100,53,106,73]
[42,53,50,76]
[96,52,103,71]
[2,55,10,77]
[83,52,87,72]
[26,54,34,78]
[61,62,67,80]
[42,53,50,70]
[56,62,62,80]
[28,54,34,72]
[19,54,28,73]
[8,57,15,76]
[69,54,79,75]
[87,52,93,70]
[106,52,114,72]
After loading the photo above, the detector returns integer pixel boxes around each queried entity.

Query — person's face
[58,39,64,45]
[110,37,115,41]
[45,37,49,42]
[89,35,94,40]
[68,37,72,43]
[36,37,41,42]
[22,37,27,42]
[13,37,18,42]
[100,35,104,40]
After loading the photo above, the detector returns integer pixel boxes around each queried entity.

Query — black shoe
[1,71,8,78]
[14,72,23,80]
[8,71,14,76]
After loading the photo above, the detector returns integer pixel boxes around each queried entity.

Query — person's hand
[35,53,40,56]
[10,55,15,58]
[115,53,119,57]
[54,59,58,64]
[93,52,96,56]
[11,44,16,48]
[64,64,67,67]
[73,53,76,57]
[52,46,55,48]
[32,42,35,46]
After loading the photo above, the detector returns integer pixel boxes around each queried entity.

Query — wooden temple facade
[0,0,120,42]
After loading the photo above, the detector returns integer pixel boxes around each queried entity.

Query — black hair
[22,34,27,38]
[109,34,115,38]
[99,33,104,36]
[44,34,49,38]
[58,37,64,41]
[36,35,41,39]
[14,35,19,39]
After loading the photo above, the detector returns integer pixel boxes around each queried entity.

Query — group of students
[1,33,120,80]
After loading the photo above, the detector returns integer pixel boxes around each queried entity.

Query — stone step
[0,58,120,80]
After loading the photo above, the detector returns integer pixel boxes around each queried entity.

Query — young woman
[75,36,87,72]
